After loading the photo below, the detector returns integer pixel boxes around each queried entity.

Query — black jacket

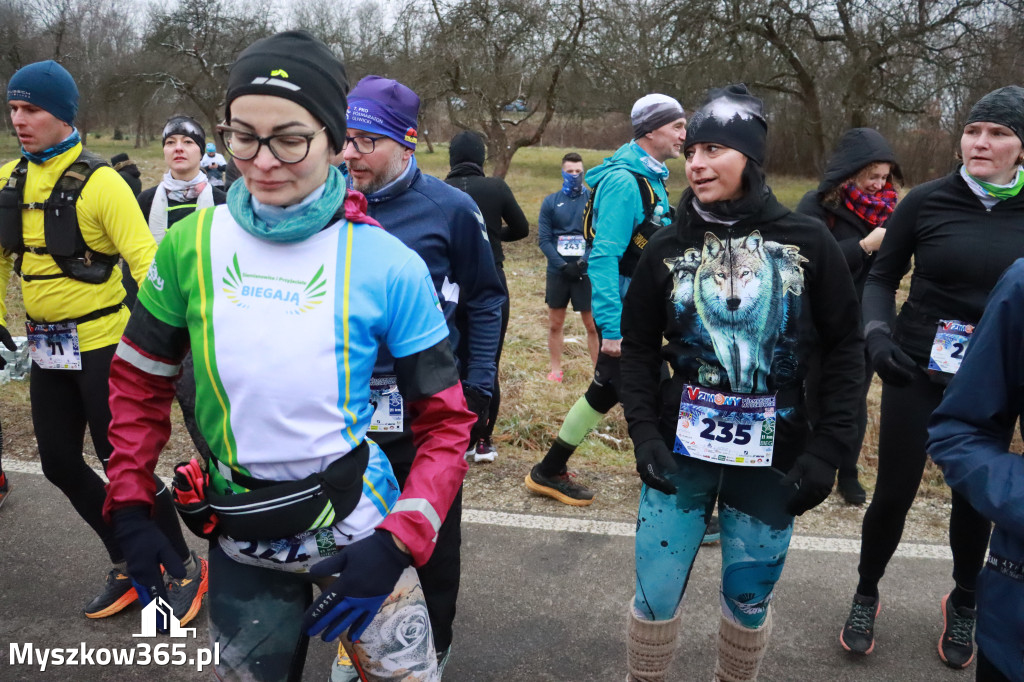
[137,185,228,231]
[443,131,529,265]
[796,128,900,298]
[863,170,1024,366]
[621,189,865,472]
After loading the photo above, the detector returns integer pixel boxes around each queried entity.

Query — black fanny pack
[207,442,370,541]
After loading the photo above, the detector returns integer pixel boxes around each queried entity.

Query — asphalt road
[0,463,974,681]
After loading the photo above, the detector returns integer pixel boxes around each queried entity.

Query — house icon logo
[133,597,196,638]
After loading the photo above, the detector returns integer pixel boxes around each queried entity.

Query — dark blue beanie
[7,60,79,125]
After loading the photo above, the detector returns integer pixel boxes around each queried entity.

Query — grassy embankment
[0,137,947,498]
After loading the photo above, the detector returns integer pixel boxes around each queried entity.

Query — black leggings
[856,370,992,595]
[482,266,510,440]
[30,344,189,564]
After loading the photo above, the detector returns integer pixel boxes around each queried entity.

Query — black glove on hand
[303,530,412,643]
[0,325,15,370]
[865,328,917,387]
[634,439,679,495]
[562,261,584,281]
[463,384,491,442]
[780,453,837,516]
[112,506,186,606]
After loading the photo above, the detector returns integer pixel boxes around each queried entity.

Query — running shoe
[938,593,976,669]
[0,472,9,510]
[701,514,721,545]
[837,477,867,505]
[546,370,563,383]
[524,464,594,506]
[331,642,358,682]
[166,551,209,626]
[474,438,497,463]
[83,568,138,618]
[840,593,880,654]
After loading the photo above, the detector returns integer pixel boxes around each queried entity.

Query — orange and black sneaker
[84,568,139,618]
[166,551,209,626]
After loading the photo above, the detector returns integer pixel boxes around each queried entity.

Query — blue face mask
[561,170,583,197]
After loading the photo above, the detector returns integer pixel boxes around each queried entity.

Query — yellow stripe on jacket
[0,144,156,351]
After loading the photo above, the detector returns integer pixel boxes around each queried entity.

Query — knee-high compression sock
[714,608,773,682]
[537,396,604,476]
[627,601,681,682]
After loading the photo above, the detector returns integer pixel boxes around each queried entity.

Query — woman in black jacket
[841,85,1024,670]
[796,128,902,504]
[621,84,864,681]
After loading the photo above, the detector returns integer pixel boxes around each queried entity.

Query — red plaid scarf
[843,182,898,227]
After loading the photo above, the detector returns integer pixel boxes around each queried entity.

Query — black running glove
[780,453,837,516]
[463,384,491,442]
[303,530,412,643]
[0,325,15,370]
[562,261,585,282]
[112,506,187,606]
[634,439,678,495]
[865,328,917,387]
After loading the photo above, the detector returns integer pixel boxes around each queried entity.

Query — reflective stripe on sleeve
[391,498,443,534]
[115,339,181,377]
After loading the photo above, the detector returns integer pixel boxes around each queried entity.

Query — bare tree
[427,0,588,177]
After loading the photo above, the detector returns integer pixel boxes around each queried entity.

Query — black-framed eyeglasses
[217,125,326,164]
[343,135,388,155]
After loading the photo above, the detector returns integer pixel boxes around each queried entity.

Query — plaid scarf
[843,182,898,227]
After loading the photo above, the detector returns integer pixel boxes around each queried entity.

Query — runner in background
[840,85,1024,669]
[0,60,205,623]
[621,84,863,681]
[797,128,903,505]
[538,152,599,382]
[444,129,529,462]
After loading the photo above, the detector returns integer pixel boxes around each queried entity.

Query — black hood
[449,130,486,167]
[817,128,902,193]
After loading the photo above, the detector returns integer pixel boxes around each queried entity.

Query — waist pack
[174,442,370,542]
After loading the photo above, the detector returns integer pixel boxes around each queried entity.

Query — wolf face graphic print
[666,230,806,394]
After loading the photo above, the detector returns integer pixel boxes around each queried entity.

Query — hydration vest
[582,170,665,277]
[0,150,120,284]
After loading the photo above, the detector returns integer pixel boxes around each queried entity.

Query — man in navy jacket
[340,75,506,676]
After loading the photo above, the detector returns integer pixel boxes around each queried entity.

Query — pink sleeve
[378,383,473,566]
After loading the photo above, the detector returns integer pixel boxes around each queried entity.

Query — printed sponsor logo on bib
[26,320,81,370]
[928,319,973,376]
[368,375,403,432]
[673,384,775,466]
[556,234,586,257]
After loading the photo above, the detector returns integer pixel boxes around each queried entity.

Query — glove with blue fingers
[112,506,187,608]
[303,529,412,643]
[634,439,678,495]
[779,453,837,516]
[0,325,16,370]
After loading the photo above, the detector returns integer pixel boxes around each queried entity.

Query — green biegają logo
[222,254,326,314]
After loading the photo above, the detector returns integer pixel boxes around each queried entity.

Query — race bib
[219,526,340,574]
[368,375,404,432]
[673,384,775,466]
[928,320,974,376]
[26,320,81,370]
[556,234,586,257]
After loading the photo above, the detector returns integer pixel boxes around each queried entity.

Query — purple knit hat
[347,76,420,149]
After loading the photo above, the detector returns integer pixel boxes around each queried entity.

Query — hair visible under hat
[965,85,1024,147]
[226,30,349,153]
[7,60,79,125]
[631,94,685,140]
[683,83,768,166]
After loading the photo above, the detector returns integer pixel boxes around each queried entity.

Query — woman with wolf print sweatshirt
[620,84,864,682]
[841,86,1024,670]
